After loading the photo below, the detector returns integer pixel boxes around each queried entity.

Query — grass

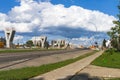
[0,51,96,80]
[92,49,120,80]
[92,50,120,68]
[105,78,120,80]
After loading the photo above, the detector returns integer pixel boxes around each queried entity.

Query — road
[0,49,88,64]
[0,48,92,70]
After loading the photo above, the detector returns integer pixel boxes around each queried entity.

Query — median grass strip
[0,51,96,80]
[92,50,120,68]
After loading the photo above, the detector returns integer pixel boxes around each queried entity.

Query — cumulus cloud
[72,37,93,41]
[40,5,116,31]
[14,35,24,41]
[0,0,116,33]
[13,35,24,44]
[72,36,94,45]
[71,35,106,46]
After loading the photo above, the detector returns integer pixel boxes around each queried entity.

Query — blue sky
[0,0,118,46]
[51,0,118,16]
[0,0,118,16]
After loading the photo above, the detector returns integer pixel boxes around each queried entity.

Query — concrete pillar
[40,36,47,48]
[4,28,15,48]
[57,40,61,48]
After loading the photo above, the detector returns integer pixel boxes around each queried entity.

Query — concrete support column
[4,28,15,48]
[40,36,47,48]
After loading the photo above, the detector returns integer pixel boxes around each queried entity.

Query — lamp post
[88,22,98,45]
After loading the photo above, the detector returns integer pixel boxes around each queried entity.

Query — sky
[0,0,119,46]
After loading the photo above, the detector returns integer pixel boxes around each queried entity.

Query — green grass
[0,51,96,80]
[105,78,120,80]
[92,50,120,68]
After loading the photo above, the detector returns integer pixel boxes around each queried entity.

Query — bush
[105,48,117,55]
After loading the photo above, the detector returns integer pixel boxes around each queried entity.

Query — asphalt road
[0,48,90,64]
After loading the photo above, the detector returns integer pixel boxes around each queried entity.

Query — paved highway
[0,48,89,64]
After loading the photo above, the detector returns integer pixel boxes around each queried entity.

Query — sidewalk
[30,51,104,80]
[79,65,120,78]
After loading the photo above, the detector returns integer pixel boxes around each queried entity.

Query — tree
[102,39,106,47]
[107,3,120,50]
[45,41,49,49]
[26,40,33,48]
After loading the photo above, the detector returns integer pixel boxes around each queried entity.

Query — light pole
[88,22,98,46]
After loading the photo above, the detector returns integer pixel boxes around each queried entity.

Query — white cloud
[13,35,24,44]
[0,0,116,33]
[72,37,93,41]
[72,37,94,45]
[40,5,116,31]
[71,36,103,46]
[14,35,24,41]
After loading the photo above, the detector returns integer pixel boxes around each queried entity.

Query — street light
[88,22,98,45]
